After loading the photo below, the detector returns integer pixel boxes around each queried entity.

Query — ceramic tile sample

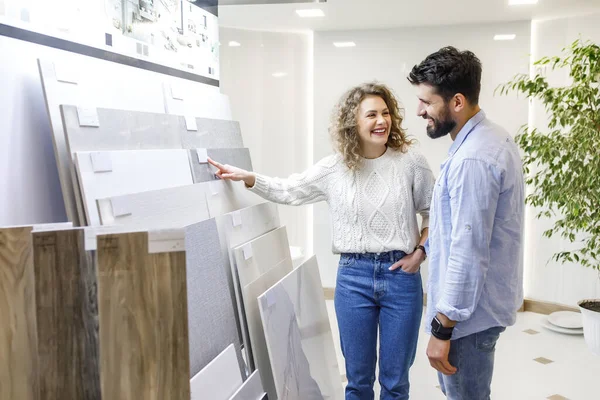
[229,370,266,400]
[0,227,38,400]
[233,226,292,288]
[215,203,280,366]
[97,231,190,400]
[190,344,243,400]
[32,229,100,400]
[258,256,343,400]
[185,219,243,377]
[189,148,253,183]
[243,259,294,400]
[38,58,162,224]
[39,57,232,225]
[163,80,233,121]
[74,149,193,226]
[205,180,264,218]
[97,183,211,227]
[180,117,244,149]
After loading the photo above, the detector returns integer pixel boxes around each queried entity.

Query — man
[408,47,525,399]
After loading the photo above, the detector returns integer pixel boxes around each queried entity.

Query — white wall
[314,21,531,287]
[219,27,313,259]
[525,13,600,306]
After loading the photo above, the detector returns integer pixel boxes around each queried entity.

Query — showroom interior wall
[313,21,531,287]
[525,12,600,306]
[219,27,313,263]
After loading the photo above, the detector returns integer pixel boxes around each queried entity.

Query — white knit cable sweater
[249,147,435,254]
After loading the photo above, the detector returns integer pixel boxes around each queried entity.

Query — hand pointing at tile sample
[207,157,256,188]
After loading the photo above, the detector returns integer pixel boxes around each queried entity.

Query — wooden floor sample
[33,229,100,400]
[0,227,39,400]
[97,231,190,400]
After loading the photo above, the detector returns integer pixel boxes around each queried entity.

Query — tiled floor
[326,302,600,400]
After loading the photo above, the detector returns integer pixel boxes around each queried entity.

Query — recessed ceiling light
[333,42,356,48]
[272,72,288,78]
[494,34,517,40]
[509,0,538,5]
[296,9,325,18]
[228,41,241,47]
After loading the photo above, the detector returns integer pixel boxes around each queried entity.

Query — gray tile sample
[229,370,265,400]
[215,203,280,367]
[190,344,243,400]
[97,183,211,228]
[185,219,243,378]
[258,256,343,400]
[180,118,244,149]
[205,180,264,218]
[189,148,253,183]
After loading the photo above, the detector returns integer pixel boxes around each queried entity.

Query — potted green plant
[497,39,600,355]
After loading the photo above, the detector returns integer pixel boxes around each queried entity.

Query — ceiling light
[228,41,241,47]
[272,72,288,78]
[333,42,356,48]
[296,9,325,18]
[494,34,516,41]
[509,0,538,5]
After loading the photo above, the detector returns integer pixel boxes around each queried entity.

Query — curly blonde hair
[329,82,413,170]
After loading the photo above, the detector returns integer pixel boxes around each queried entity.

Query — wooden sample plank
[74,149,193,226]
[189,148,253,183]
[0,227,39,400]
[179,117,244,149]
[32,229,100,400]
[96,183,211,227]
[97,231,190,400]
[190,344,243,400]
[185,219,243,377]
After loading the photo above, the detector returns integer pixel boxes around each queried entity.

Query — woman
[209,82,435,400]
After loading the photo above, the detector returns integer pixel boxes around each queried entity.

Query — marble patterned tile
[190,344,243,400]
[74,149,193,226]
[179,117,244,149]
[185,219,243,377]
[242,259,294,400]
[214,203,280,363]
[258,256,343,400]
[233,226,291,288]
[97,183,211,227]
[229,370,266,400]
[188,148,253,183]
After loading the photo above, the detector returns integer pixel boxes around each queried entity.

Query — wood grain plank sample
[185,219,243,378]
[74,149,193,226]
[0,227,39,400]
[32,228,100,400]
[97,231,190,400]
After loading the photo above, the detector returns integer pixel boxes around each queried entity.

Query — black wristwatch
[431,316,454,341]
[414,244,427,259]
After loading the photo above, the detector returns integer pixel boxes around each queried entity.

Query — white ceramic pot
[578,299,600,356]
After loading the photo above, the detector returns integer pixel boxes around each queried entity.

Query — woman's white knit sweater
[249,147,435,254]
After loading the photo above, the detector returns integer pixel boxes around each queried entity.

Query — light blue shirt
[425,110,525,340]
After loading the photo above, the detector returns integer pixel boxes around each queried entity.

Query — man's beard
[425,107,456,139]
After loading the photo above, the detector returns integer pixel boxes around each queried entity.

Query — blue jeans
[334,250,423,400]
[438,326,506,400]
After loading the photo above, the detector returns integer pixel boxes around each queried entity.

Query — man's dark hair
[408,46,482,105]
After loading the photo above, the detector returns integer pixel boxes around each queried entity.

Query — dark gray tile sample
[180,118,244,149]
[189,148,253,183]
[185,218,243,378]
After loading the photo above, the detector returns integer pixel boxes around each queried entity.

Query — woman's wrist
[244,173,256,188]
